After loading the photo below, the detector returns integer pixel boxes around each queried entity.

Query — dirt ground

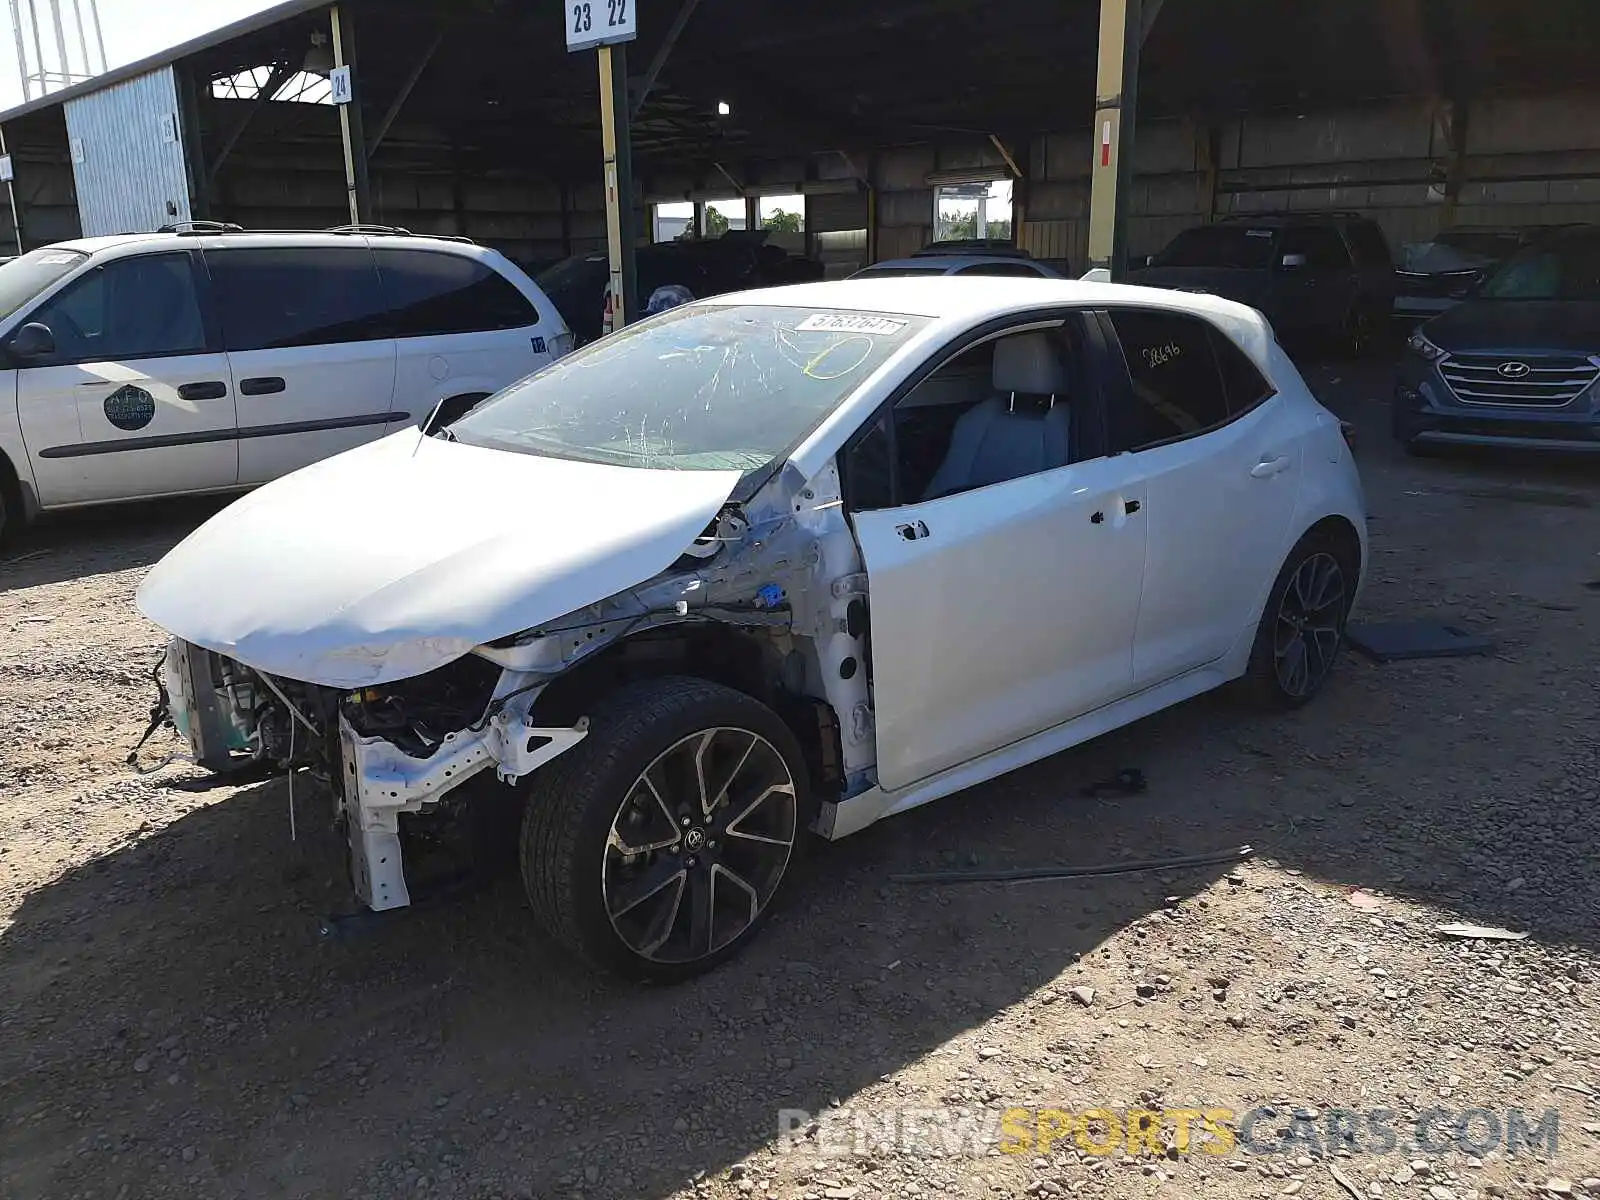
[2,361,1598,1200]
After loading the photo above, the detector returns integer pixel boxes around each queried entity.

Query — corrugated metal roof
[0,0,329,124]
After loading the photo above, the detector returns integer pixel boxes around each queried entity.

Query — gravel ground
[2,361,1598,1200]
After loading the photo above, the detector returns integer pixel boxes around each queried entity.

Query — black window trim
[1094,305,1279,457]
[838,307,1107,513]
[13,248,220,368]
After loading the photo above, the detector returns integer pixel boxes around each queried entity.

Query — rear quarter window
[375,249,540,337]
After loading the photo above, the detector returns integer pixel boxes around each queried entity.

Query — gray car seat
[921,332,1073,500]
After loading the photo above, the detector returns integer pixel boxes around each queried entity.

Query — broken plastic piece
[1435,922,1528,941]
[1346,621,1493,663]
[1080,767,1147,798]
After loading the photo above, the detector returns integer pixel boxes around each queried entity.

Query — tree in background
[941,211,1012,242]
[762,207,803,233]
[706,207,730,236]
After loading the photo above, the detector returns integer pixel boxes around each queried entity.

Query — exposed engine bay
[151,462,875,913]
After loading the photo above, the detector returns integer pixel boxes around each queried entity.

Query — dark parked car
[1393,225,1600,455]
[537,231,823,345]
[1130,213,1396,353]
[1392,225,1572,324]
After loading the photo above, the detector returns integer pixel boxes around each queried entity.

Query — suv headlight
[1407,330,1447,362]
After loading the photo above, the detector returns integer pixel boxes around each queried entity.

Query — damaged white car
[137,278,1367,979]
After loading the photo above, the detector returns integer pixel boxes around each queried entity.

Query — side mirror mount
[9,321,55,359]
[421,392,488,437]
[1279,253,1308,271]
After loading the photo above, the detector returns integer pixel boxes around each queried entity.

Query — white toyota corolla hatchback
[138,277,1367,979]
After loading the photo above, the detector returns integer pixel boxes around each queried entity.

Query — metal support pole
[1440,97,1470,229]
[27,0,48,97]
[87,0,105,72]
[9,0,31,100]
[0,125,23,254]
[1087,0,1141,279]
[597,43,638,329]
[68,0,89,78]
[692,199,706,239]
[46,0,69,87]
[744,193,760,233]
[330,4,371,225]
[368,29,443,161]
[176,62,211,221]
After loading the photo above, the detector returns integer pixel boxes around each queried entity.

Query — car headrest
[992,332,1068,396]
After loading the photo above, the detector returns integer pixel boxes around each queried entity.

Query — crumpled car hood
[137,431,744,688]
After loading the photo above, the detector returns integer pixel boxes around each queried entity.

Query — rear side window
[1208,327,1276,413]
[208,248,387,351]
[375,249,539,337]
[27,252,207,364]
[955,262,1047,277]
[1104,308,1231,451]
[1342,222,1393,268]
[1280,225,1353,270]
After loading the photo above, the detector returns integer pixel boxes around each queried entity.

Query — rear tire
[519,677,810,982]
[1239,531,1357,710]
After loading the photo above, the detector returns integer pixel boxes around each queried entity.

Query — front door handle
[1124,499,1142,515]
[177,380,228,402]
[1251,455,1292,479]
[895,520,930,542]
[239,376,286,396]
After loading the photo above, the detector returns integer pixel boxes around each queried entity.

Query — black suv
[1129,213,1396,353]
[1394,224,1600,455]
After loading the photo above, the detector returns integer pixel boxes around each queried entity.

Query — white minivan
[0,227,573,541]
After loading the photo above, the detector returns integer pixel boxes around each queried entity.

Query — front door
[1271,225,1355,336]
[15,250,238,507]
[847,319,1150,794]
[205,245,399,486]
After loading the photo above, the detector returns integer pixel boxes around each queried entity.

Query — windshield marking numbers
[796,314,909,336]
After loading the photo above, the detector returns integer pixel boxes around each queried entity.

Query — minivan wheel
[1239,532,1356,710]
[519,677,809,981]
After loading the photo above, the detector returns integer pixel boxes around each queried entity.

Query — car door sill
[815,661,1233,841]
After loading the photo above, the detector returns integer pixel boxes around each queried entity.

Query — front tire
[519,677,809,981]
[1239,532,1356,710]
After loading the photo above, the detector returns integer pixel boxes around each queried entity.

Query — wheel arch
[530,623,845,798]
[0,444,29,532]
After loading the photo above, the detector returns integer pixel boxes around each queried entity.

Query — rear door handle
[177,381,228,402]
[1123,499,1142,515]
[1250,455,1292,479]
[239,376,286,396]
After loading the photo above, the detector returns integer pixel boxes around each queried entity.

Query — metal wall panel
[64,67,191,236]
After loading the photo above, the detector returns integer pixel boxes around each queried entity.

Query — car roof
[705,275,1264,325]
[48,230,495,258]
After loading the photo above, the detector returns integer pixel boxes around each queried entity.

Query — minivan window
[208,247,387,351]
[26,252,206,364]
[451,304,929,472]
[375,249,538,337]
[0,246,88,320]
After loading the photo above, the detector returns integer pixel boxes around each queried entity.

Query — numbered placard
[329,65,353,105]
[565,0,636,52]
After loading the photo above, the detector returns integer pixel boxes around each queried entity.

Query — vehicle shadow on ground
[0,495,229,593]
[3,662,1595,1198]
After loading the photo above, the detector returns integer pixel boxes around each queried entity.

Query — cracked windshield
[450,305,927,470]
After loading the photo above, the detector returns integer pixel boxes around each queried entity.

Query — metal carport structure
[0,0,1596,289]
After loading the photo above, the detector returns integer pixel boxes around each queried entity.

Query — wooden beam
[632,0,701,121]
[368,28,444,161]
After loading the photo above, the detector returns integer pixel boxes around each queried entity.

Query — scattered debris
[890,845,1253,886]
[1434,922,1529,941]
[1347,620,1494,663]
[1068,985,1096,1007]
[1329,1165,1364,1200]
[1079,768,1147,798]
[1348,890,1385,911]
[1552,1082,1597,1100]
